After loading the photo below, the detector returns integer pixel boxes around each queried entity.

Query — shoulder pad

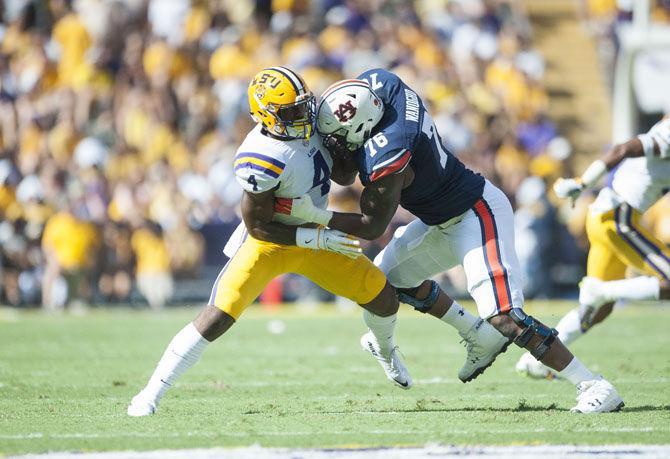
[357,68,402,102]
[234,151,285,193]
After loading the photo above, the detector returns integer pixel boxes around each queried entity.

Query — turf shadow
[616,405,670,413]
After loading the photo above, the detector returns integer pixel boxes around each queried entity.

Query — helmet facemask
[322,129,358,160]
[258,92,316,140]
[345,120,373,149]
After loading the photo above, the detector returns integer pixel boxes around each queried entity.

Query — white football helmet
[317,79,384,151]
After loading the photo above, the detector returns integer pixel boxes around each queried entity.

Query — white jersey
[224,125,333,256]
[593,117,670,213]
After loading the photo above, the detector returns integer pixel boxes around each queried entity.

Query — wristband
[650,131,670,159]
[311,207,333,227]
[580,160,607,188]
[637,133,657,158]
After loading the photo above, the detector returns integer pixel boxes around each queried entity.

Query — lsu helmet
[317,79,384,156]
[248,67,315,140]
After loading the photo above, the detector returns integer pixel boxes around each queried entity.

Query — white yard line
[2,426,668,441]
[112,376,670,389]
[7,445,670,459]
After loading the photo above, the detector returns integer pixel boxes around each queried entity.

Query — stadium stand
[3,0,659,309]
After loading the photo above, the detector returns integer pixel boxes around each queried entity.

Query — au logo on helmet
[333,101,357,123]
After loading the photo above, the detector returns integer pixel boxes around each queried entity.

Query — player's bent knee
[361,282,399,317]
[487,314,519,338]
[397,280,440,314]
[194,305,236,341]
[505,309,558,360]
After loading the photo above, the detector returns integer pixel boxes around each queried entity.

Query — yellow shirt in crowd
[0,186,16,216]
[42,211,99,270]
[131,228,171,275]
[52,13,92,88]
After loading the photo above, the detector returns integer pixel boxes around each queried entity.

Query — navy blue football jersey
[356,68,485,225]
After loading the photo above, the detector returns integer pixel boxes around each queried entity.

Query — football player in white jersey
[517,115,670,379]
[127,67,411,417]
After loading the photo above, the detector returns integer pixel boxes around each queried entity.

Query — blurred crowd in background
[580,0,670,80]
[0,0,668,310]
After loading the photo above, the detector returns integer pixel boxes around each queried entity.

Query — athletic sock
[440,301,479,336]
[554,307,584,346]
[140,322,208,405]
[363,309,397,354]
[559,357,596,386]
[600,276,660,302]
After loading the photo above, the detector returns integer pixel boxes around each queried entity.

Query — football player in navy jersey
[276,69,623,413]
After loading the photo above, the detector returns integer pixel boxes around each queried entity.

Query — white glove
[275,195,333,226]
[554,159,608,206]
[553,177,584,203]
[296,227,361,258]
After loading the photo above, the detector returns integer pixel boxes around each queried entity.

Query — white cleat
[458,319,512,383]
[127,393,157,417]
[515,351,556,380]
[360,331,413,389]
[571,378,624,413]
[579,277,612,309]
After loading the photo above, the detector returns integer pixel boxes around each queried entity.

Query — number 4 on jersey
[247,174,259,191]
[312,150,331,196]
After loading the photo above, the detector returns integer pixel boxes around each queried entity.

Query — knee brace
[397,280,440,313]
[509,309,558,360]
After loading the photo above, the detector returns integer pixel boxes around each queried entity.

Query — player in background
[516,115,670,379]
[127,67,410,417]
[276,69,623,412]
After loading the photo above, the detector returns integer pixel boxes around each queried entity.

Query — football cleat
[127,392,157,417]
[458,319,512,383]
[515,351,556,380]
[579,277,611,309]
[571,378,624,413]
[360,331,413,389]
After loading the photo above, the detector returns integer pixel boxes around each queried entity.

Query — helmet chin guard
[317,79,384,149]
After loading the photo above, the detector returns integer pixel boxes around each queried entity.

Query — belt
[435,213,465,230]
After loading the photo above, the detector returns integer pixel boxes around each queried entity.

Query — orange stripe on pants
[473,199,512,313]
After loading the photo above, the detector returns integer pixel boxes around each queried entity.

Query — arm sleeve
[366,147,412,182]
[233,152,285,193]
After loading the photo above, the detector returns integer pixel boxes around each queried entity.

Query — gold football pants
[208,235,387,319]
[586,203,670,281]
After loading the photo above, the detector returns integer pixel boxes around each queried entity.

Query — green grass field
[1,301,669,455]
